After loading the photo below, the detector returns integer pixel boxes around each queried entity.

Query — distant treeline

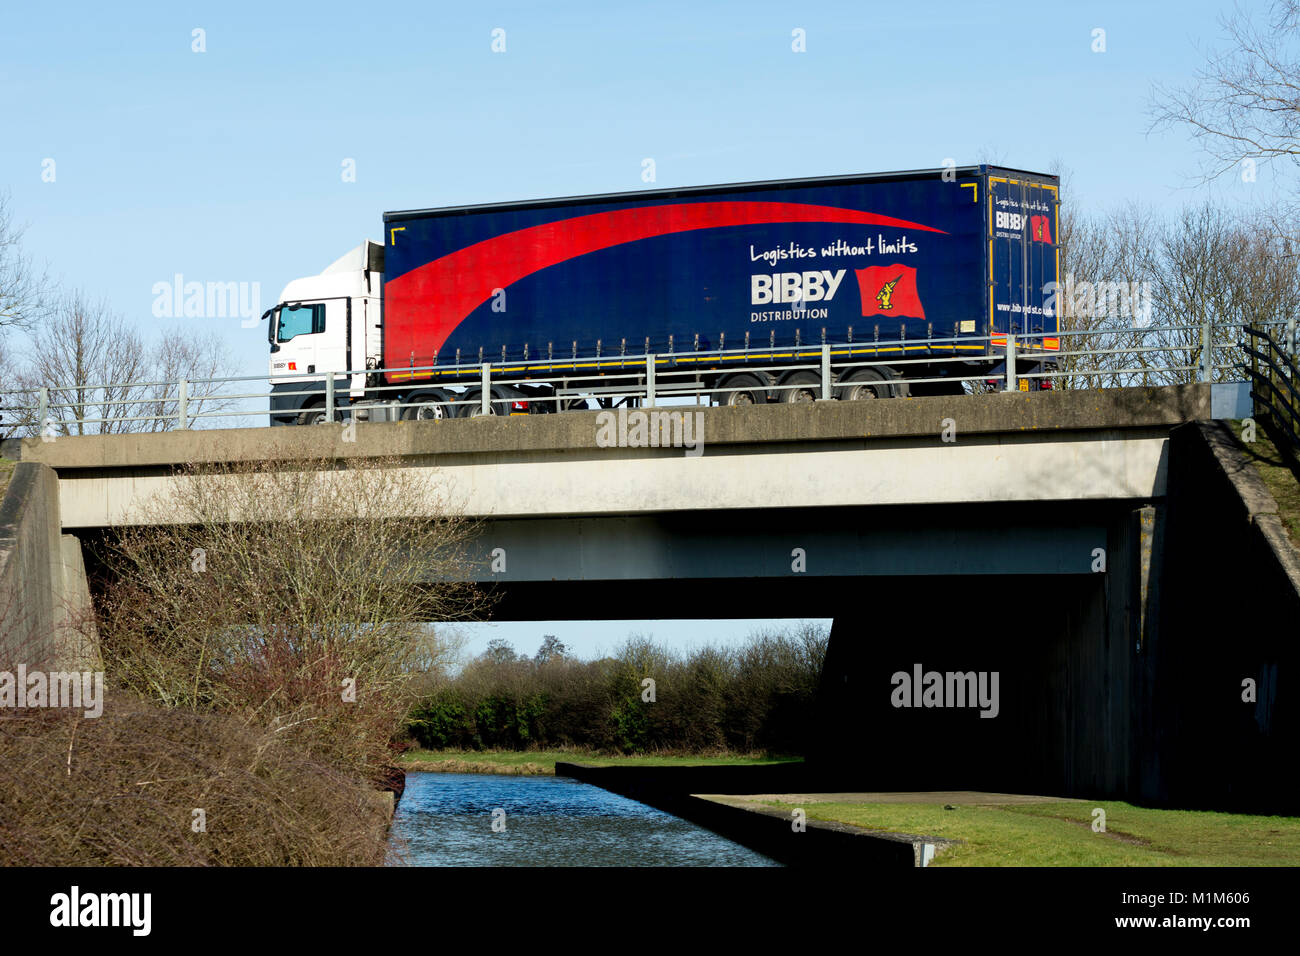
[405,624,828,754]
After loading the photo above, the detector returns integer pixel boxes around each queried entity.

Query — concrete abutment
[812,421,1299,815]
[0,462,100,673]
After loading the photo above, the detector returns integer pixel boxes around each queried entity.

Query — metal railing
[1243,324,1300,455]
[2,319,1296,436]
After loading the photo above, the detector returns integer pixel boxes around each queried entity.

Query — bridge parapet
[22,385,1210,472]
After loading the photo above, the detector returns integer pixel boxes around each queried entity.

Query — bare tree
[8,292,238,435]
[1151,1,1300,230]
[14,292,149,435]
[1051,193,1299,387]
[95,454,491,780]
[1048,164,1155,390]
[1054,201,1115,389]
[1146,203,1300,382]
[139,328,239,428]
[0,192,52,333]
[0,337,21,440]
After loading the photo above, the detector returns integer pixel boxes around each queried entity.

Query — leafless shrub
[0,697,393,866]
[94,453,490,783]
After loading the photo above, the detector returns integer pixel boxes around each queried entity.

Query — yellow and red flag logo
[856,263,926,320]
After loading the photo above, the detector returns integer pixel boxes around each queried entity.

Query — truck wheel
[715,373,767,406]
[836,367,894,401]
[461,386,516,417]
[297,403,330,425]
[777,371,821,403]
[403,389,453,421]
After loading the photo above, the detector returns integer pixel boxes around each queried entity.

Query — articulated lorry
[266,165,1060,424]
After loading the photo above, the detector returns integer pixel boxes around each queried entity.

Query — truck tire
[777,371,821,403]
[297,403,330,425]
[402,389,454,421]
[714,373,768,406]
[836,367,895,401]
[461,385,517,417]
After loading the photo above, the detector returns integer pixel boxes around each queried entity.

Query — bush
[0,696,393,866]
[406,692,471,749]
[2,454,487,866]
[403,623,829,755]
[93,454,486,783]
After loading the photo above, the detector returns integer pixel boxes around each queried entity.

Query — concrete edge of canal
[556,762,955,867]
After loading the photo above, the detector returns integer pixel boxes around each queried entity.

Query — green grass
[0,458,15,498]
[398,748,803,775]
[760,799,1300,866]
[1231,421,1300,548]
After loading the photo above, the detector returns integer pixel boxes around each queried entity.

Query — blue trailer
[267,165,1059,422]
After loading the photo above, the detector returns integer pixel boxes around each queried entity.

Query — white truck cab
[267,241,383,424]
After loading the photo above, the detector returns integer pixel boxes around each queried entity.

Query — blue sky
[1,0,1277,659]
[1,0,1275,376]
[438,618,826,667]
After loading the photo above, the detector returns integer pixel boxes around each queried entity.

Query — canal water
[388,772,778,866]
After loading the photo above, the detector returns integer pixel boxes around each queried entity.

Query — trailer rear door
[987,173,1060,356]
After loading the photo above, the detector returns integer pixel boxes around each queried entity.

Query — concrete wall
[0,462,99,671]
[1154,421,1300,814]
[812,420,1300,814]
[557,762,924,867]
[809,569,1138,799]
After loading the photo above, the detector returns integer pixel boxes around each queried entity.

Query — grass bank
[1232,420,1300,548]
[399,748,803,776]
[756,798,1300,866]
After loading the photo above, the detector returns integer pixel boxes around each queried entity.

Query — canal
[389,772,778,866]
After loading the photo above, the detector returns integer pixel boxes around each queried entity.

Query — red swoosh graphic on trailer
[384,201,946,366]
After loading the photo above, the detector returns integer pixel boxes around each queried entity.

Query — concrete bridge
[23,386,1195,585]
[7,384,1298,813]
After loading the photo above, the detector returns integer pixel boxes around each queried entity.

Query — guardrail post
[480,363,491,415]
[820,344,831,400]
[1286,315,1297,361]
[646,354,656,408]
[178,378,189,429]
[324,375,335,423]
[1248,327,1259,387]
[38,387,48,435]
[1005,334,1018,392]
[1199,316,1213,382]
